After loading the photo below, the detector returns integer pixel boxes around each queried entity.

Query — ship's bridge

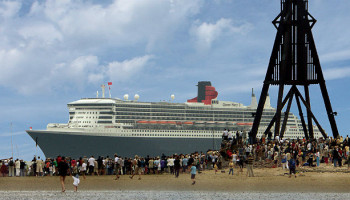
[67,98,117,128]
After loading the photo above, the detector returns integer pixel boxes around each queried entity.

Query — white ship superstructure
[27,81,324,158]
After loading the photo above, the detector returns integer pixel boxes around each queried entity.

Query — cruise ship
[26,81,324,158]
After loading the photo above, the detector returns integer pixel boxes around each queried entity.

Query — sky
[1,0,350,161]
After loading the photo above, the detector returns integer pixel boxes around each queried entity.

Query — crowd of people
[0,151,223,178]
[1,131,350,189]
[221,129,350,177]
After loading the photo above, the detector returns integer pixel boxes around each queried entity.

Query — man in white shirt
[15,159,21,177]
[114,154,120,180]
[222,129,228,140]
[88,156,95,175]
[228,131,233,141]
[307,142,312,153]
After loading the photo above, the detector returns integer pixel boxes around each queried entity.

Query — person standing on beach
[182,156,188,172]
[190,164,196,185]
[228,161,234,176]
[114,154,120,180]
[289,155,297,178]
[36,157,44,177]
[81,161,87,179]
[8,158,14,177]
[58,157,69,192]
[237,156,244,175]
[246,153,254,177]
[88,156,95,175]
[174,156,181,178]
[15,159,20,177]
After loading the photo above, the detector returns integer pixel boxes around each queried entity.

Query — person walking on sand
[190,164,196,185]
[130,155,142,180]
[72,173,80,192]
[58,157,70,192]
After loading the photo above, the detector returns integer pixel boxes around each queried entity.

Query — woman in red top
[0,160,8,177]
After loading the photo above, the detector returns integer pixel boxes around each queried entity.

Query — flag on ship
[108,82,112,98]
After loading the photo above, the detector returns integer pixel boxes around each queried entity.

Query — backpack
[9,160,14,166]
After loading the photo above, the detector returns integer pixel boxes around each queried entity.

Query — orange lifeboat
[183,122,194,125]
[237,122,253,126]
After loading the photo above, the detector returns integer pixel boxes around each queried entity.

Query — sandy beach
[1,167,350,199]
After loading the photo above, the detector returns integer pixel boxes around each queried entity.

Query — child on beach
[72,173,80,192]
[190,164,196,185]
[214,163,218,174]
[228,161,234,175]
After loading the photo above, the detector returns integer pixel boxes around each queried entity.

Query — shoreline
[0,191,349,200]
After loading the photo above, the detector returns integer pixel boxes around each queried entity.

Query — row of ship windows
[115,119,272,123]
[115,112,257,118]
[74,107,112,110]
[70,111,294,120]
[70,116,112,120]
[115,118,255,121]
[130,133,220,137]
[70,110,294,120]
[115,108,275,115]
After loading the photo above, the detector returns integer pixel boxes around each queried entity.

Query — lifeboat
[149,121,157,124]
[183,121,194,125]
[236,122,253,126]
[167,121,176,125]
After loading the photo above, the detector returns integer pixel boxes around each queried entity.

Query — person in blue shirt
[182,156,188,172]
[289,155,297,178]
[190,164,196,185]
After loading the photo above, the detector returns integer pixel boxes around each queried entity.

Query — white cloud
[324,67,350,80]
[0,1,21,18]
[0,0,202,94]
[18,23,63,46]
[190,18,252,50]
[107,55,153,82]
[321,50,350,63]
